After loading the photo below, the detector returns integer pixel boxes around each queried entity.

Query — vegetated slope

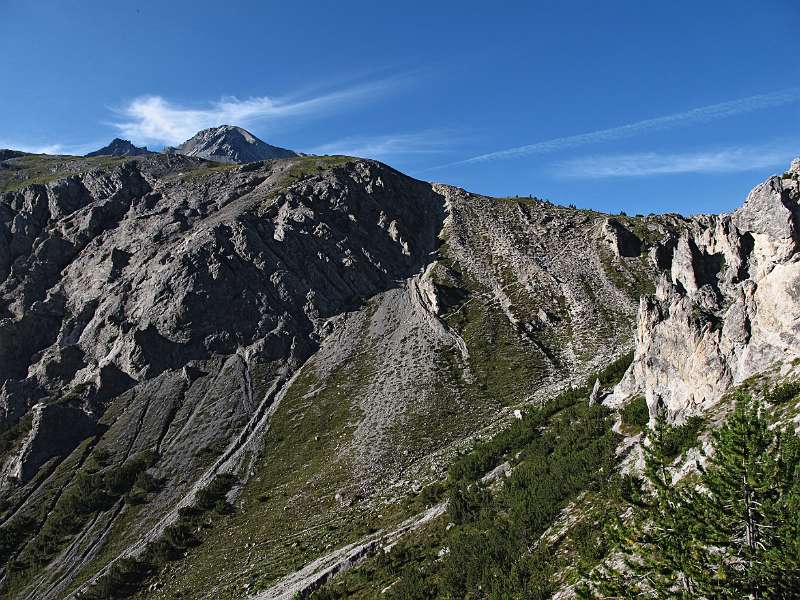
[0,144,684,600]
[115,192,678,599]
[307,158,800,599]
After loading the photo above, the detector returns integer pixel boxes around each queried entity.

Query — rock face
[5,403,98,483]
[588,378,601,406]
[0,154,439,430]
[174,125,297,164]
[0,145,677,599]
[85,138,152,158]
[0,152,456,599]
[602,218,642,257]
[609,161,800,422]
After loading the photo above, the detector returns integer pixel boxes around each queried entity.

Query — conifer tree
[583,410,700,598]
[583,393,800,599]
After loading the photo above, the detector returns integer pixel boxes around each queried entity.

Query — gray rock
[85,138,152,158]
[174,125,297,164]
[601,218,642,257]
[610,159,800,422]
[6,402,98,482]
[0,146,751,599]
[588,378,601,406]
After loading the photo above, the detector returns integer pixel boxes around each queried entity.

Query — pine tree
[583,393,800,599]
[583,410,700,599]
[689,394,784,598]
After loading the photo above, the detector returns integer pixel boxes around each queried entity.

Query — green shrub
[85,472,238,599]
[448,352,633,486]
[660,416,705,459]
[195,473,237,511]
[586,395,800,598]
[417,482,446,508]
[0,414,33,459]
[0,516,36,565]
[133,470,160,493]
[439,402,619,597]
[104,450,157,496]
[83,557,151,600]
[9,450,159,583]
[621,396,649,429]
[766,381,800,405]
[311,355,635,599]
[448,483,492,525]
[596,352,634,386]
[385,567,436,599]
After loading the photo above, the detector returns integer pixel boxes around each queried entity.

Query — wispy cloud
[554,145,798,179]
[0,141,64,154]
[433,88,800,169]
[112,75,413,146]
[0,140,100,156]
[308,130,456,159]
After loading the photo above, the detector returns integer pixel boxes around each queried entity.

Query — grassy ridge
[0,154,131,193]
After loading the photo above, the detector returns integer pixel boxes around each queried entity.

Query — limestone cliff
[609,159,800,422]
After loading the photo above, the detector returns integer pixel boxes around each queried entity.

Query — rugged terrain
[0,141,797,599]
[172,126,298,164]
[610,160,800,419]
[86,140,152,159]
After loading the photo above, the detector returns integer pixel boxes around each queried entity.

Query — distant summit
[86,138,152,158]
[173,125,297,164]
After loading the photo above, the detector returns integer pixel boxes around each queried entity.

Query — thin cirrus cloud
[554,145,798,179]
[111,74,414,146]
[0,139,104,156]
[308,131,457,159]
[0,141,64,154]
[432,88,800,169]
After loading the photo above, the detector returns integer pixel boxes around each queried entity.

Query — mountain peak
[85,138,151,158]
[174,125,297,164]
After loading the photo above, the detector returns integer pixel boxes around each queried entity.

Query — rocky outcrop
[174,125,297,164]
[601,218,642,257]
[0,153,452,599]
[4,403,98,482]
[609,160,800,422]
[0,154,441,427]
[588,378,601,406]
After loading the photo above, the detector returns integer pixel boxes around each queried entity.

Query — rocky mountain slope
[172,126,297,164]
[85,140,152,158]
[0,141,797,600]
[291,158,800,600]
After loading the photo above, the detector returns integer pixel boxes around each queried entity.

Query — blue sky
[1,0,798,215]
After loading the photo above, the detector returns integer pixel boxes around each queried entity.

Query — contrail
[429,88,800,170]
[554,145,798,179]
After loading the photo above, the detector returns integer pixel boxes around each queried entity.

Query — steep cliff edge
[609,159,800,422]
